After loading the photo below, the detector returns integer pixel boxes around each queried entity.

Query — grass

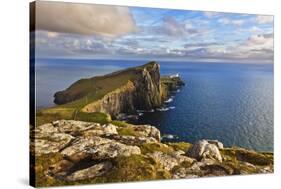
[166,142,193,152]
[220,148,273,166]
[36,108,111,126]
[53,64,144,108]
[36,108,75,126]
[103,154,171,182]
[117,126,140,137]
[34,153,66,187]
[111,120,131,127]
[75,112,111,124]
[235,148,273,166]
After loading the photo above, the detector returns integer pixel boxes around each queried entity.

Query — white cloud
[218,18,244,26]
[157,16,202,38]
[232,20,244,26]
[203,11,219,18]
[249,26,262,33]
[35,1,136,37]
[244,34,273,50]
[256,15,274,24]
[218,18,230,25]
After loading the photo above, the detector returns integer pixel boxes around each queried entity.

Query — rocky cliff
[32,120,273,187]
[53,62,184,118]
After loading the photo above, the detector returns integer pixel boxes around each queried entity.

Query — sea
[35,59,274,152]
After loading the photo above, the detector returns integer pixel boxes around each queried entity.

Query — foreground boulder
[187,139,223,162]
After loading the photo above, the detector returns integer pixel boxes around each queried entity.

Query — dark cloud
[35,1,136,37]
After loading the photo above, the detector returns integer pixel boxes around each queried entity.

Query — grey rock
[106,134,158,145]
[148,151,195,171]
[35,123,58,135]
[128,124,161,142]
[66,161,112,181]
[83,123,118,137]
[35,133,74,155]
[61,136,141,161]
[187,140,222,162]
[207,140,224,149]
[52,120,100,135]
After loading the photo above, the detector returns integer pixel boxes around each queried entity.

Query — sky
[34,1,274,63]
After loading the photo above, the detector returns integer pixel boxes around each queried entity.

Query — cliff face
[82,81,137,116]
[82,62,163,116]
[54,61,183,117]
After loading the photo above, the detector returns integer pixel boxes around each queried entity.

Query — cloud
[203,11,220,18]
[218,18,245,26]
[256,15,274,24]
[249,26,263,33]
[35,31,115,58]
[150,16,204,38]
[35,1,136,37]
[184,42,219,48]
[244,34,273,50]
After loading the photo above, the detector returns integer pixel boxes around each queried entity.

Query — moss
[220,148,238,162]
[237,162,259,174]
[166,142,192,152]
[116,125,144,137]
[140,142,174,154]
[171,160,194,174]
[36,108,75,126]
[103,154,171,182]
[34,153,66,187]
[111,120,131,127]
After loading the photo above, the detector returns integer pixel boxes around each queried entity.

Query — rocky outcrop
[32,120,273,187]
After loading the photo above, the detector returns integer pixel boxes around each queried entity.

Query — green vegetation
[34,153,66,187]
[53,62,158,107]
[36,108,75,126]
[75,112,111,124]
[235,148,273,166]
[166,142,193,152]
[111,120,131,127]
[34,154,171,187]
[103,154,171,182]
[117,126,140,137]
[36,108,111,126]
[220,148,273,166]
